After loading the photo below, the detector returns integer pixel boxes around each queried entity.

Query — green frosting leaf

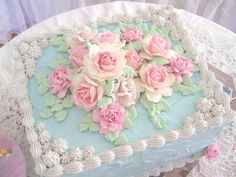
[55,110,68,122]
[104,132,128,145]
[122,65,136,78]
[61,95,73,108]
[193,64,200,72]
[137,23,149,36]
[80,113,99,132]
[106,80,115,96]
[40,95,73,122]
[124,42,144,51]
[140,93,169,129]
[40,108,53,118]
[104,132,119,142]
[149,24,159,35]
[35,73,51,94]
[150,116,167,129]
[118,22,128,31]
[125,118,134,128]
[51,35,69,52]
[183,75,192,86]
[185,51,197,61]
[157,26,171,39]
[126,106,138,120]
[89,21,97,29]
[114,28,121,35]
[51,35,64,46]
[47,55,72,69]
[172,82,200,95]
[172,41,185,55]
[150,57,166,66]
[97,96,113,108]
[114,133,128,145]
[192,151,204,160]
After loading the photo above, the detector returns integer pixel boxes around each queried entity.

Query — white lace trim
[1,5,235,177]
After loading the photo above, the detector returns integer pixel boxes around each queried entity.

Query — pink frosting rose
[98,32,117,43]
[72,74,104,111]
[69,46,88,67]
[143,35,174,59]
[204,144,221,161]
[139,64,175,102]
[125,49,144,70]
[121,28,142,42]
[49,66,73,98]
[170,56,193,80]
[92,103,125,134]
[85,45,126,81]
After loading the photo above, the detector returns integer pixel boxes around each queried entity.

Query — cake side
[12,5,236,177]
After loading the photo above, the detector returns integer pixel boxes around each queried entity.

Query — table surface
[0,1,236,177]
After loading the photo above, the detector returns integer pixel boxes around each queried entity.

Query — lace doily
[0,7,236,177]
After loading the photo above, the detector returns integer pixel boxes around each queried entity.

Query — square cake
[13,5,236,177]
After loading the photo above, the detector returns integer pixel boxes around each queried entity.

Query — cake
[14,5,236,177]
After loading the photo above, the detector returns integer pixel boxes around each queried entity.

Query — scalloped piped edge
[13,5,236,177]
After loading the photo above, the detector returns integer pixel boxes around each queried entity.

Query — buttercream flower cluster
[48,26,194,135]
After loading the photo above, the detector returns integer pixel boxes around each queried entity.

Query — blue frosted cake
[16,6,235,177]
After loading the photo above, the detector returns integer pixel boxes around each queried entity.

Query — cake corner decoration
[12,5,236,177]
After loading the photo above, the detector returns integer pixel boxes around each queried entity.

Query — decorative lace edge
[11,5,236,177]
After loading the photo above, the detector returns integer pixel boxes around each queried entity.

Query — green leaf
[149,24,159,35]
[157,26,171,39]
[80,113,99,132]
[151,116,167,129]
[35,73,51,94]
[51,104,64,112]
[106,80,115,96]
[137,23,149,36]
[47,55,72,69]
[193,64,200,72]
[183,75,193,86]
[104,132,119,142]
[124,42,144,51]
[114,28,121,35]
[172,82,200,95]
[51,36,64,46]
[125,118,134,128]
[122,65,136,78]
[172,41,184,55]
[118,22,128,31]
[126,106,138,120]
[159,99,171,112]
[114,133,128,145]
[139,93,154,110]
[97,96,113,108]
[150,57,166,66]
[40,108,53,118]
[61,95,73,108]
[55,110,68,122]
[192,151,204,160]
[45,96,62,107]
[185,51,197,61]
[58,43,69,52]
[89,21,97,29]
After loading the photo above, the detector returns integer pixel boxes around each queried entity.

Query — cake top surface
[12,5,235,177]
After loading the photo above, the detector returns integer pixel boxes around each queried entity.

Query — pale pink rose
[49,66,73,98]
[121,28,142,42]
[139,64,175,102]
[92,103,125,134]
[170,55,193,81]
[84,44,126,81]
[143,35,175,59]
[114,77,140,107]
[71,74,104,111]
[69,46,88,67]
[98,32,117,43]
[204,144,221,161]
[125,49,144,70]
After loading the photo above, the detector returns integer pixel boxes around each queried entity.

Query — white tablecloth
[0,1,236,177]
